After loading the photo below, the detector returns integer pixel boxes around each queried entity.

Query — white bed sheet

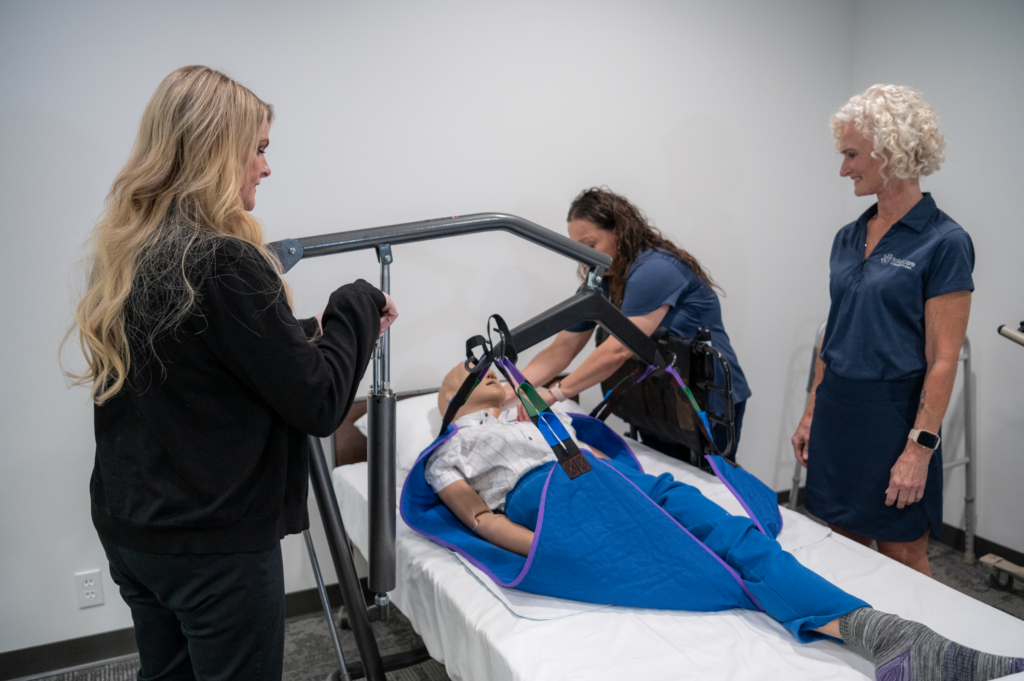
[332,441,1024,680]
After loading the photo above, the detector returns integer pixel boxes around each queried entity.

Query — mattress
[332,429,1024,680]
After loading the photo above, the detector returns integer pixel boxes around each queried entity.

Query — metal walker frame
[787,322,977,564]
[980,322,1024,589]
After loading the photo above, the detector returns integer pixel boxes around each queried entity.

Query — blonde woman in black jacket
[66,66,396,680]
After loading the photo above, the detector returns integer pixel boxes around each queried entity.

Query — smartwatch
[908,428,941,450]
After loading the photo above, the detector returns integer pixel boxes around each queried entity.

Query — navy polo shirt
[820,194,975,381]
[568,248,751,408]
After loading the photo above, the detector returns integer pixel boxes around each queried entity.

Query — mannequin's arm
[437,480,534,556]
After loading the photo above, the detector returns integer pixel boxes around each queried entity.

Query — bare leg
[814,618,842,639]
[877,531,932,577]
[829,524,932,577]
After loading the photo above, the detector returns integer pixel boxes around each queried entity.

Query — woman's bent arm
[513,329,592,400]
[199,244,383,437]
[551,305,669,400]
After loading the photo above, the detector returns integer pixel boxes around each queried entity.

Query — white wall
[0,0,1017,655]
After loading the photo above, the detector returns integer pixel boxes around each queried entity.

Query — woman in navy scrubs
[513,187,751,461]
[791,85,974,576]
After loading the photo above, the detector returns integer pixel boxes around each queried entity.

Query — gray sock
[838,607,1024,681]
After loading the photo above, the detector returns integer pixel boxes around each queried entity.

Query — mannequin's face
[438,364,506,416]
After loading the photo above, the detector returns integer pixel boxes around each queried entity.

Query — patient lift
[269,214,734,680]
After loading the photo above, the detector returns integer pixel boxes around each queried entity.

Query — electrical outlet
[74,569,105,609]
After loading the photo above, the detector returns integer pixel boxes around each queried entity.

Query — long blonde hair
[64,65,286,404]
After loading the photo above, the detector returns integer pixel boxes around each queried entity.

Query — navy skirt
[805,368,942,542]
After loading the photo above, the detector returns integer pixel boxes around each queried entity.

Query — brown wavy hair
[567,187,720,306]
[63,65,284,404]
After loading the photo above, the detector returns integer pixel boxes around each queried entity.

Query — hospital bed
[270,216,1024,680]
[330,392,1024,680]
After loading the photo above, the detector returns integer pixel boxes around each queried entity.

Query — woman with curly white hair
[791,85,974,577]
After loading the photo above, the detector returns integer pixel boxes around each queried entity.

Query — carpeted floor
[24,657,142,681]
[25,607,448,681]
[927,540,1024,621]
[282,608,448,681]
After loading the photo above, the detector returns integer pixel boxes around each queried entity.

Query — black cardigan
[91,240,384,553]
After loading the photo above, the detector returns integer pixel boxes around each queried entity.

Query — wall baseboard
[285,583,345,619]
[939,524,1024,568]
[777,487,1024,566]
[1,628,137,681]
[0,584,354,681]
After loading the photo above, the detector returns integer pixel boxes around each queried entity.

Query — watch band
[549,383,567,402]
[908,428,941,450]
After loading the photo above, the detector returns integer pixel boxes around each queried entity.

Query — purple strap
[497,357,528,386]
[664,364,715,440]
[636,363,656,384]
[665,364,687,390]
[704,456,768,536]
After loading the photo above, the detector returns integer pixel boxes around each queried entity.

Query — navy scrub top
[820,194,975,381]
[568,248,751,409]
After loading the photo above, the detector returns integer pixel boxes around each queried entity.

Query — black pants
[101,537,285,681]
[640,399,747,465]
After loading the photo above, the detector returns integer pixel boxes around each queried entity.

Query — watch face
[916,430,940,449]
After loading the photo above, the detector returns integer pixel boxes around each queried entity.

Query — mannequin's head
[438,363,506,418]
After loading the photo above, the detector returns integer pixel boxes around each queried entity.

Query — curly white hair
[831,84,946,180]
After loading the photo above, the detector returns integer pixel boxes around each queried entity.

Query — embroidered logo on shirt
[880,253,916,270]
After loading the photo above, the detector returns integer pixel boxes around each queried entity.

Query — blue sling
[400,412,784,613]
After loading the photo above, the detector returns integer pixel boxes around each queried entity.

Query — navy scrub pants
[100,537,285,681]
